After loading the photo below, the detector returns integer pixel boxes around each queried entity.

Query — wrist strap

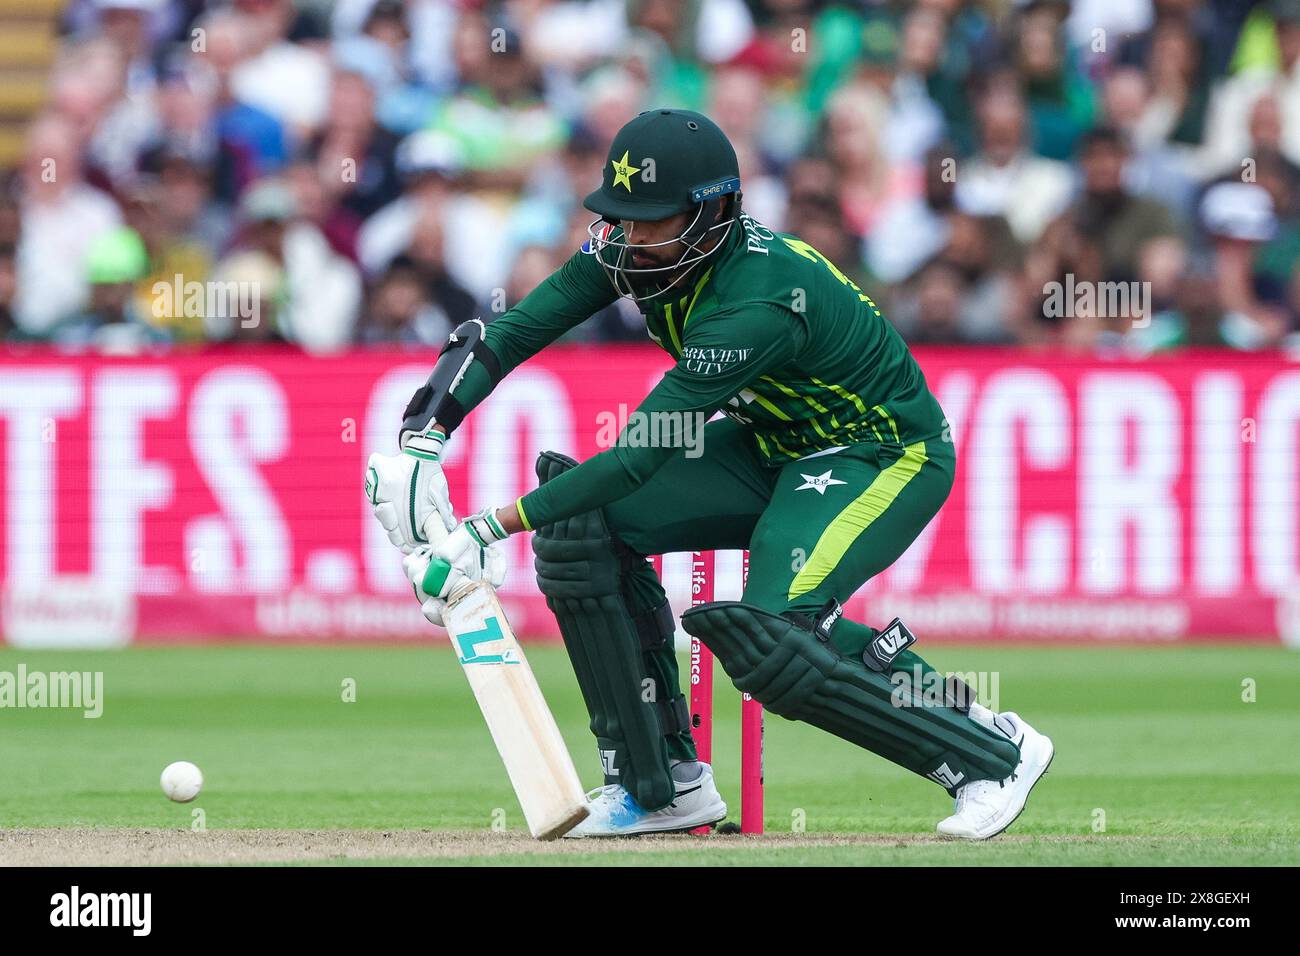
[467,509,509,545]
[403,429,445,462]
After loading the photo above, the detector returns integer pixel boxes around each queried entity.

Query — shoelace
[956,778,1001,811]
[584,784,624,803]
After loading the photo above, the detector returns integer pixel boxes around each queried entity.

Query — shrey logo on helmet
[583,109,743,301]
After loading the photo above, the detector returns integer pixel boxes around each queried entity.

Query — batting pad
[681,601,1020,792]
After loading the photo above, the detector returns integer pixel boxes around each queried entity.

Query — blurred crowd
[1,0,1299,354]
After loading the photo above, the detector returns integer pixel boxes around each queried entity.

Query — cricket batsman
[365,109,1054,839]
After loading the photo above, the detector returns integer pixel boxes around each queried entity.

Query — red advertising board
[1,346,1296,645]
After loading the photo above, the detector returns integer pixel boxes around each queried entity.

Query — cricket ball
[160,761,204,803]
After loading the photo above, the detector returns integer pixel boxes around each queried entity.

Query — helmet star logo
[796,470,847,495]
[610,150,637,192]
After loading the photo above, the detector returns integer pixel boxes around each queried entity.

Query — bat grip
[421,557,454,598]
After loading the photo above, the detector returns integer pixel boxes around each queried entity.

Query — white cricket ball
[160,761,203,803]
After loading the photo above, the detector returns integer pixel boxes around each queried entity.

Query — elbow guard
[400,318,502,448]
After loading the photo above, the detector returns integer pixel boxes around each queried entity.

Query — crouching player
[365,110,1053,839]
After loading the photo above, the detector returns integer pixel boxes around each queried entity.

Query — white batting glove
[364,432,456,554]
[403,528,508,627]
[435,507,511,574]
[403,546,452,626]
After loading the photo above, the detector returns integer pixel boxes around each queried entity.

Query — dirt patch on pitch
[0,828,1122,866]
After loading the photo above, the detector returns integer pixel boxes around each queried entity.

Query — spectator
[1056,236,1190,355]
[889,5,958,162]
[888,211,1020,345]
[956,77,1074,243]
[332,0,439,135]
[708,65,783,221]
[204,248,288,344]
[49,36,155,191]
[1200,180,1288,348]
[1200,0,1300,178]
[230,0,331,138]
[283,155,363,263]
[402,213,477,331]
[518,0,638,73]
[86,0,165,95]
[1012,0,1097,161]
[428,19,567,193]
[0,247,17,344]
[13,114,123,335]
[499,244,557,318]
[306,69,401,221]
[786,197,869,291]
[939,212,1022,342]
[127,139,237,344]
[893,258,978,344]
[823,81,921,239]
[1058,126,1180,277]
[358,256,460,347]
[193,8,290,202]
[219,178,362,351]
[332,0,460,94]
[359,129,506,302]
[50,226,169,352]
[1250,150,1300,318]
[869,143,961,284]
[5,0,1296,354]
[1098,65,1199,220]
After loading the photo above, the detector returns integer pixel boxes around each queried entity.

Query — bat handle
[421,556,477,605]
[421,557,454,598]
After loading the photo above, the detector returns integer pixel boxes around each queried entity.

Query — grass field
[1,643,1298,866]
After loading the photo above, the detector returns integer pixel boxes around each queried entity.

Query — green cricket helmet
[583,109,742,300]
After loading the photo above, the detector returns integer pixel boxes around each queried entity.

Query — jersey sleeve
[515,302,803,529]
[450,245,618,411]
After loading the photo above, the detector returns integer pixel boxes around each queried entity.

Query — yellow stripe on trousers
[788,441,929,600]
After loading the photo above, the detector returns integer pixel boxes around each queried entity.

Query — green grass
[1,643,1298,865]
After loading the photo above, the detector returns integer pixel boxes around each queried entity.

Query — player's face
[619,210,693,268]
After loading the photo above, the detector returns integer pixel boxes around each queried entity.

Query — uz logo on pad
[874,621,914,657]
[926,763,965,789]
[876,632,904,655]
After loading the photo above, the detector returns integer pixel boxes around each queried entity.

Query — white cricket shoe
[563,762,727,838]
[936,712,1054,840]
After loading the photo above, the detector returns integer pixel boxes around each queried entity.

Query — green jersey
[451,213,948,528]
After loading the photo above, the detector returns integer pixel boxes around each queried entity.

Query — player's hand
[403,531,507,627]
[402,546,451,626]
[364,437,456,554]
[435,507,511,571]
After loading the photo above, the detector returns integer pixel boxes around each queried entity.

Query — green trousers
[603,417,956,760]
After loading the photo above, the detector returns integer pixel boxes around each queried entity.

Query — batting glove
[364,431,456,554]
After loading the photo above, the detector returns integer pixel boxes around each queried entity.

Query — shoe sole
[563,805,728,839]
[938,735,1055,841]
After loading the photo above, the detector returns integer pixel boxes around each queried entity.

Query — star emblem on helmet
[610,150,637,192]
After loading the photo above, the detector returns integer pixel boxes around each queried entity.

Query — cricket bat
[440,578,589,840]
